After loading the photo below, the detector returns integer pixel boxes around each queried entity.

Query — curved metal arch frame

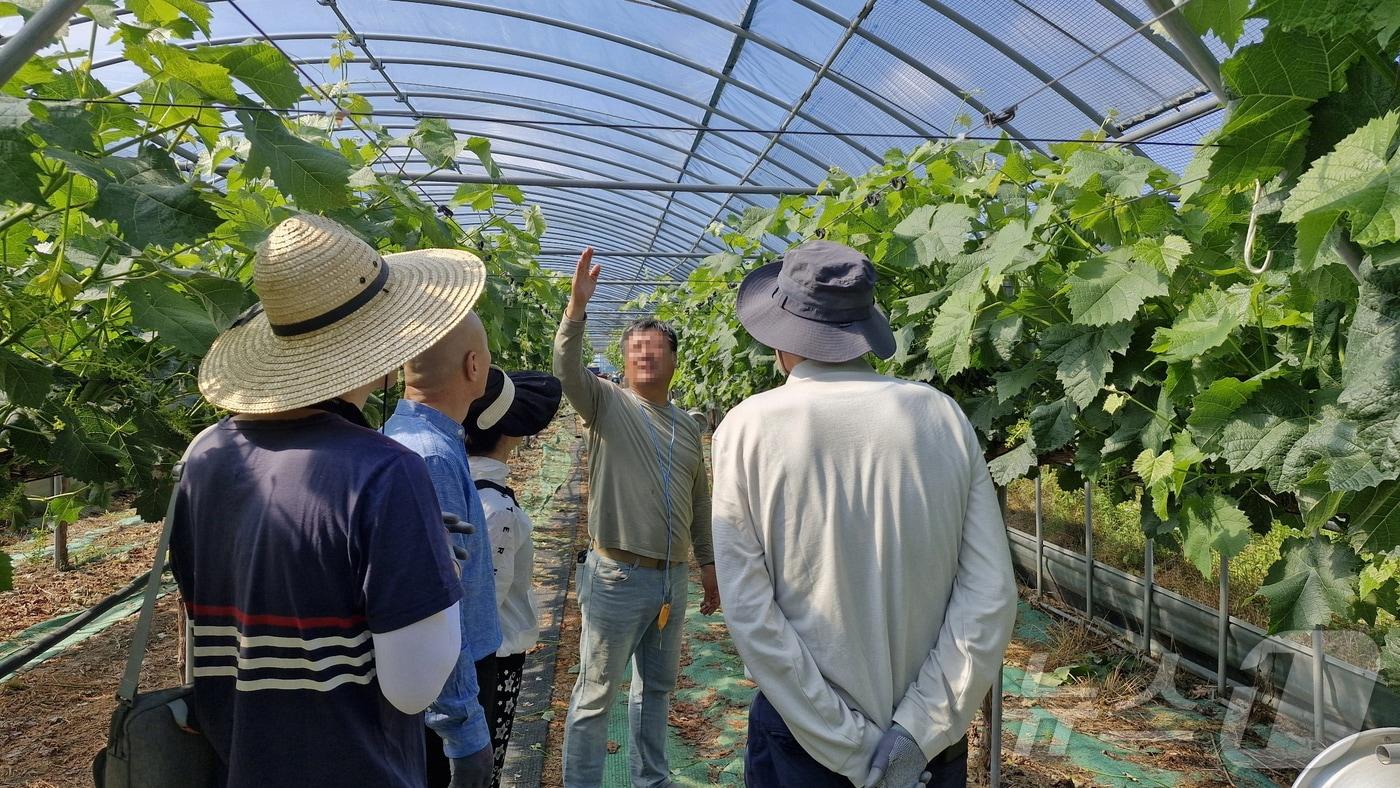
[246,35,835,185]
[372,122,739,219]
[778,0,1048,157]
[391,148,720,235]
[643,0,946,141]
[318,31,853,173]
[394,149,750,243]
[89,41,821,192]
[282,86,804,204]
[429,195,731,261]
[909,0,1143,150]
[427,186,703,251]
[426,188,702,252]
[330,90,771,213]
[394,0,887,157]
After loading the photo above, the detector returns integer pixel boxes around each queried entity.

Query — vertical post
[1312,625,1326,747]
[987,483,1007,788]
[1142,537,1155,652]
[989,671,1003,788]
[0,0,89,86]
[51,475,68,572]
[1034,473,1044,596]
[1083,481,1094,619]
[1217,555,1230,695]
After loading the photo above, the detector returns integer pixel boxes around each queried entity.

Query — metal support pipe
[0,0,87,87]
[1140,0,1228,103]
[1143,537,1155,652]
[1217,554,1230,695]
[397,172,829,194]
[1034,474,1044,596]
[1313,626,1326,746]
[1084,481,1094,619]
[989,669,1003,788]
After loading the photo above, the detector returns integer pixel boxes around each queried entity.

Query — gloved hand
[447,743,493,788]
[443,513,474,561]
[864,723,931,788]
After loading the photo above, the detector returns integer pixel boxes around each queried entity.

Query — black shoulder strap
[474,478,518,506]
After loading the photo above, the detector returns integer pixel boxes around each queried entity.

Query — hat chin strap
[476,373,516,429]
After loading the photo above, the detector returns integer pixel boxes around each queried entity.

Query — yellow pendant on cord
[657,602,672,630]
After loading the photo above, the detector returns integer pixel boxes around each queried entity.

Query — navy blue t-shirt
[170,412,462,788]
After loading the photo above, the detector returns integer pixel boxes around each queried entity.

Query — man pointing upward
[556,248,719,788]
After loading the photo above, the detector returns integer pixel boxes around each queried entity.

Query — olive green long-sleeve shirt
[553,315,713,566]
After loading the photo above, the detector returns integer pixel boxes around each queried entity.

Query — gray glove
[448,743,493,788]
[864,723,932,788]
[443,513,474,561]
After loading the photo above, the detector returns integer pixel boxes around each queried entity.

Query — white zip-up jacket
[472,456,539,657]
[712,359,1017,783]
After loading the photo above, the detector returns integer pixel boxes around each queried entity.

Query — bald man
[385,313,501,788]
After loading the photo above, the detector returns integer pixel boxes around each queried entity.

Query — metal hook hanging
[1243,179,1275,275]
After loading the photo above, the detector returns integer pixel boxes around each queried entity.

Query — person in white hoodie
[711,241,1018,788]
[464,367,563,787]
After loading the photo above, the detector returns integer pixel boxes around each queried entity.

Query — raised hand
[565,247,600,320]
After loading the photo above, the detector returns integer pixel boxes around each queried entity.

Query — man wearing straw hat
[174,214,488,787]
[556,249,720,788]
[712,241,1017,787]
[385,299,501,788]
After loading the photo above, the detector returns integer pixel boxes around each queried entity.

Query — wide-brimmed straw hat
[198,214,486,413]
[735,240,896,362]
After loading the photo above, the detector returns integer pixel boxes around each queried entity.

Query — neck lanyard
[636,394,677,611]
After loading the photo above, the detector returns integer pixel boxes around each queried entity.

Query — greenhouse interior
[1,0,1399,786]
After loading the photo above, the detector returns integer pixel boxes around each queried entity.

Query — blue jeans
[563,551,688,788]
[745,693,969,787]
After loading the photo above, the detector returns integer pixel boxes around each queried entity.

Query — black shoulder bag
[93,462,221,787]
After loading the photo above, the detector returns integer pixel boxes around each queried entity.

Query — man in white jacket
[711,241,1018,788]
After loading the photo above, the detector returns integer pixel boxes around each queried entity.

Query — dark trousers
[426,654,499,788]
[745,692,968,788]
[490,652,527,786]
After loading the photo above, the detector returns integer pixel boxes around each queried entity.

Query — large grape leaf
[121,280,221,356]
[1181,492,1253,578]
[1150,286,1247,363]
[0,95,32,129]
[1133,234,1191,275]
[1338,262,1400,422]
[1281,111,1400,253]
[1257,536,1359,632]
[1211,30,1361,187]
[1344,480,1400,554]
[0,347,52,408]
[1030,398,1076,453]
[126,0,212,34]
[1219,381,1311,483]
[238,109,351,211]
[1188,376,1264,451]
[988,439,1037,486]
[90,181,223,250]
[1042,322,1134,408]
[0,130,43,205]
[1067,253,1168,327]
[1280,410,1396,492]
[926,284,983,378]
[127,41,238,105]
[409,117,460,170]
[50,424,125,483]
[1183,0,1249,48]
[193,41,303,108]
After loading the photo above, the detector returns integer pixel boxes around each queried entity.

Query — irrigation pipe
[0,569,150,679]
